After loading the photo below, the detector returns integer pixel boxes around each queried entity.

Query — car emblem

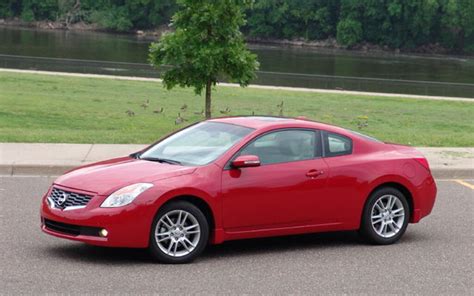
[57,192,68,206]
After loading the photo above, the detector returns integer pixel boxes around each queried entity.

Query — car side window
[324,132,352,157]
[239,130,320,165]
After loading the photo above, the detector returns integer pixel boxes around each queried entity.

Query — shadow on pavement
[44,229,429,264]
[43,244,153,265]
[203,231,362,258]
[43,230,366,264]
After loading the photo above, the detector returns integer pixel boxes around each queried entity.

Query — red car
[40,116,436,263]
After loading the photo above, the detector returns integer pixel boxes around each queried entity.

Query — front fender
[133,166,223,245]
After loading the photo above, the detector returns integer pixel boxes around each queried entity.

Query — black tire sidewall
[360,187,410,245]
[149,201,209,264]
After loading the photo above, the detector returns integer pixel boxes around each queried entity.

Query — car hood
[54,157,196,195]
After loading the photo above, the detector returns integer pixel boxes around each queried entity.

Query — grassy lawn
[0,71,473,146]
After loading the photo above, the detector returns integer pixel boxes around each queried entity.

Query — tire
[359,187,410,245]
[149,201,209,264]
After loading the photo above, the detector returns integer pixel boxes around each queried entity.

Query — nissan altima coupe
[40,116,436,263]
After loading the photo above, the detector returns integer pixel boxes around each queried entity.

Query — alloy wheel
[154,210,201,257]
[370,194,405,238]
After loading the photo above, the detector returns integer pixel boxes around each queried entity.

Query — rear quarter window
[323,132,353,157]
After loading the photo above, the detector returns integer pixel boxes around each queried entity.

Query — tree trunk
[205,79,212,119]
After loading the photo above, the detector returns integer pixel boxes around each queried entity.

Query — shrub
[20,8,35,22]
[89,7,132,31]
[336,18,363,47]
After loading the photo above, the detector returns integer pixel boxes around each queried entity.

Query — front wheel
[359,187,410,245]
[149,201,209,264]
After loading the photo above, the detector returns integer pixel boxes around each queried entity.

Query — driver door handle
[306,169,324,178]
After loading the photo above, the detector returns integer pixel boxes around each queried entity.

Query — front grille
[43,219,101,237]
[48,187,93,210]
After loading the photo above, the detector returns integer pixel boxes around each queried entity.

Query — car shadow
[44,230,429,265]
[43,231,365,264]
[202,231,369,260]
[43,243,154,265]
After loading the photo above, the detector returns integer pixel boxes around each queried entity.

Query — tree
[246,0,290,39]
[440,0,474,52]
[337,18,362,47]
[149,0,259,118]
[288,0,337,40]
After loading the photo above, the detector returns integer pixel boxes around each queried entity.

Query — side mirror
[231,155,261,168]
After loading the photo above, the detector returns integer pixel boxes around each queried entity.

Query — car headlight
[101,183,153,208]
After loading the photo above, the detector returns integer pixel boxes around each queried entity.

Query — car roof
[209,116,351,135]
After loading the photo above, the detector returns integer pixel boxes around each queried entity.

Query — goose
[194,109,204,116]
[141,99,150,110]
[153,107,164,114]
[220,107,231,114]
[175,113,184,125]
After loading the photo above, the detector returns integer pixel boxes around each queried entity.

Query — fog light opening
[99,229,108,237]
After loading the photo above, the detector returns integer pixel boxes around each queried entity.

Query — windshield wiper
[139,156,182,165]
[129,152,141,159]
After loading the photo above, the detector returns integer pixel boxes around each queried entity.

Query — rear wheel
[360,187,409,244]
[149,201,209,264]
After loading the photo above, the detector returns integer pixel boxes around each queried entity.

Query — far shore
[1,18,470,57]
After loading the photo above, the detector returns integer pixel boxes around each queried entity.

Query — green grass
[0,72,473,146]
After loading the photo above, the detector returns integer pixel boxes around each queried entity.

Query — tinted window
[140,122,254,166]
[239,130,319,165]
[324,132,352,157]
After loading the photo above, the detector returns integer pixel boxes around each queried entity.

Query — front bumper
[40,187,155,248]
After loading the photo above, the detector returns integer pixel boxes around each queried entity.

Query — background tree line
[1,0,472,53]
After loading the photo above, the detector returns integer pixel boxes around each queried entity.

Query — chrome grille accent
[48,187,93,210]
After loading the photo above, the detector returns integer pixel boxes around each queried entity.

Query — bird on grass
[277,101,284,116]
[180,104,188,112]
[153,107,164,114]
[220,107,231,115]
[125,110,135,117]
[141,99,150,110]
[194,109,204,116]
[175,113,188,125]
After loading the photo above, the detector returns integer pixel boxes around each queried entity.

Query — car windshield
[140,122,254,166]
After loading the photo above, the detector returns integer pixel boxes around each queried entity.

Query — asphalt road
[0,176,472,295]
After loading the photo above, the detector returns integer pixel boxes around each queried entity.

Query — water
[1,26,473,97]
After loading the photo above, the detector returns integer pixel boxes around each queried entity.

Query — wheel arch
[364,181,415,223]
[160,195,216,233]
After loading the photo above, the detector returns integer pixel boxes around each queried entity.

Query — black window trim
[322,131,353,158]
[224,127,323,169]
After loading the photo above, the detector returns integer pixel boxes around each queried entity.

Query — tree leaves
[149,0,259,95]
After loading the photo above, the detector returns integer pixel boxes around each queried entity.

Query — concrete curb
[1,144,472,178]
[0,164,471,179]
[2,164,76,176]
[430,169,473,179]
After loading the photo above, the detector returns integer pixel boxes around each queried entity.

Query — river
[0,26,473,97]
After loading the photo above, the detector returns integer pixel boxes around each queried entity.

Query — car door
[321,131,363,226]
[221,129,330,231]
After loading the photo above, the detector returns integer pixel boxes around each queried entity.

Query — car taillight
[414,157,430,171]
